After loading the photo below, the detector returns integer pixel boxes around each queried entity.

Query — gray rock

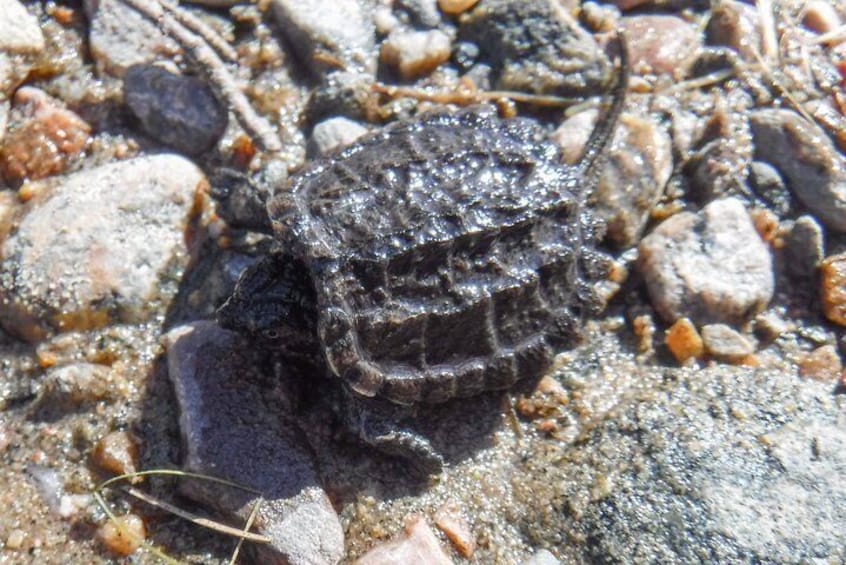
[560,366,846,562]
[747,160,793,216]
[308,116,368,157]
[271,0,376,76]
[396,0,441,28]
[638,198,774,325]
[164,322,344,565]
[124,64,228,156]
[554,110,672,248]
[701,323,755,363]
[84,0,180,76]
[0,155,207,342]
[308,71,375,121]
[784,215,824,280]
[520,549,562,565]
[750,108,846,232]
[459,0,610,96]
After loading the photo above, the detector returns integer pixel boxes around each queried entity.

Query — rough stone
[308,116,368,157]
[164,322,344,565]
[798,344,842,381]
[354,517,453,565]
[0,87,91,183]
[381,29,452,81]
[639,198,774,325]
[701,323,755,363]
[783,215,824,280]
[0,0,44,55]
[308,71,375,122]
[0,155,207,342]
[123,64,228,156]
[622,15,700,76]
[84,0,181,76]
[821,252,846,326]
[30,362,117,418]
[750,108,846,232]
[520,549,562,565]
[554,110,672,248]
[521,364,846,563]
[271,0,376,75]
[664,317,703,364]
[459,0,610,96]
[397,0,441,28]
[747,160,793,216]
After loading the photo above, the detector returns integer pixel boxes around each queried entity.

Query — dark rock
[750,108,846,232]
[747,160,793,216]
[308,71,374,122]
[396,0,441,28]
[458,0,610,97]
[705,0,762,61]
[784,215,824,280]
[638,198,773,325]
[124,65,228,156]
[451,41,480,73]
[164,321,345,565]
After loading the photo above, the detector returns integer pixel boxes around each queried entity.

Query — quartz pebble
[0,155,208,341]
[0,87,91,183]
[639,198,774,326]
[701,323,755,364]
[97,514,146,556]
[309,116,369,157]
[381,29,452,80]
[622,15,700,75]
[665,317,704,364]
[798,344,842,381]
[355,517,453,565]
[521,549,562,565]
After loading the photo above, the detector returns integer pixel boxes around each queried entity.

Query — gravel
[308,116,369,157]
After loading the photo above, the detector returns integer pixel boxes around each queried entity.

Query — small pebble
[639,198,774,326]
[434,502,476,558]
[520,549,562,565]
[798,344,842,381]
[622,15,700,75]
[702,324,755,364]
[802,0,841,34]
[0,87,91,183]
[354,516,453,565]
[821,253,846,326]
[5,529,25,550]
[784,216,824,279]
[747,161,792,216]
[705,0,762,60]
[381,29,452,80]
[754,311,791,343]
[97,514,146,557]
[308,116,368,157]
[0,0,44,55]
[438,0,480,15]
[665,317,704,364]
[749,208,779,244]
[91,430,139,478]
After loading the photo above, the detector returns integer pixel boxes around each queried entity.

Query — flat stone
[84,0,181,76]
[164,322,344,565]
[554,111,672,248]
[459,0,610,96]
[354,517,453,565]
[0,87,91,183]
[783,215,824,280]
[123,64,228,156]
[381,29,452,80]
[622,15,701,75]
[308,116,369,157]
[701,323,755,363]
[639,198,774,325]
[270,0,376,75]
[0,155,207,342]
[750,108,846,232]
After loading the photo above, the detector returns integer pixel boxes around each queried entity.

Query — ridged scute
[267,106,607,404]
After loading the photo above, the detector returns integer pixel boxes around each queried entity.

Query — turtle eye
[261,328,282,340]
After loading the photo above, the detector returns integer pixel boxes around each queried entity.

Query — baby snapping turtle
[219,42,628,473]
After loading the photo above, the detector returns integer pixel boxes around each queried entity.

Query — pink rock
[622,15,700,76]
[355,517,453,565]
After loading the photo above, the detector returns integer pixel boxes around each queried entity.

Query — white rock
[0,0,44,54]
[638,198,773,325]
[0,155,207,341]
[309,116,368,156]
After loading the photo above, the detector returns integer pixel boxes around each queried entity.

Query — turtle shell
[268,106,607,405]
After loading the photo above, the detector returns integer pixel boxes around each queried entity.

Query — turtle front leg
[341,387,444,476]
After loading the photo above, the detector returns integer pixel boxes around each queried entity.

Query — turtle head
[217,253,319,354]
